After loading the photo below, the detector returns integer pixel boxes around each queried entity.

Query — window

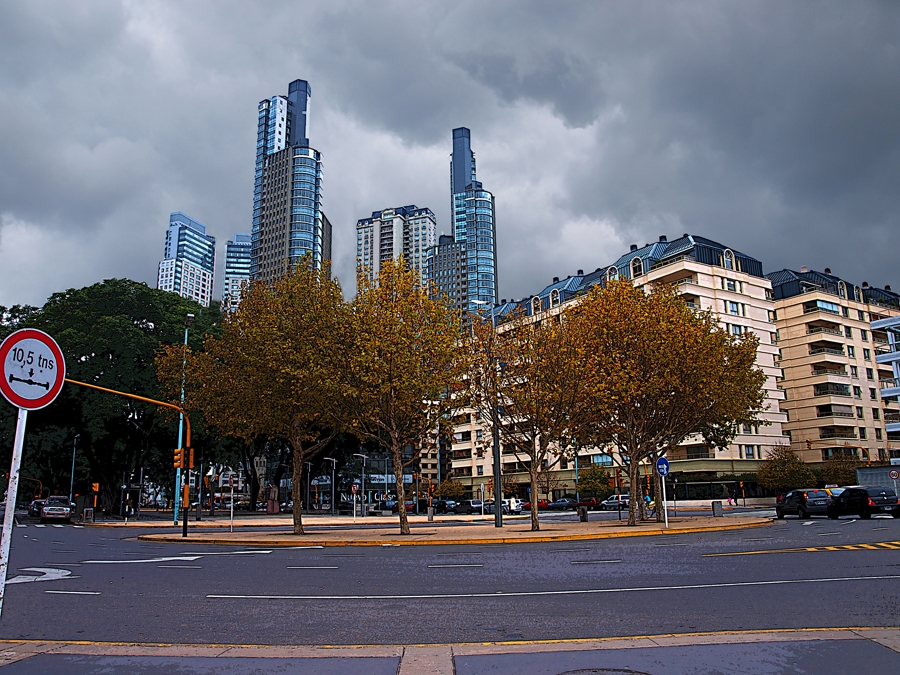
[870,388,877,400]
[532,296,542,314]
[560,458,568,470]
[858,310,866,322]
[876,429,883,441]
[784,430,792,441]
[861,329,868,341]
[842,307,849,318]
[851,366,859,377]
[729,301,740,316]
[859,428,867,440]
[866,368,874,380]
[845,326,853,338]
[873,409,880,420]
[848,346,855,358]
[863,348,871,360]
[854,286,863,302]
[726,279,736,292]
[856,406,864,418]
[476,429,483,441]
[723,249,735,270]
[631,257,643,277]
[731,325,743,336]
[550,289,560,307]
[853,386,862,399]
[477,465,484,476]
[592,454,613,466]
[606,266,618,282]
[838,281,847,299]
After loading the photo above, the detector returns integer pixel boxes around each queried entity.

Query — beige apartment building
[768,267,900,465]
[447,235,789,500]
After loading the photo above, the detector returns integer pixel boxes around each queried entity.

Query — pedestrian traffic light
[174,447,184,469]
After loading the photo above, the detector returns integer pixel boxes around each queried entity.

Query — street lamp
[353,453,368,517]
[472,299,503,528]
[68,434,80,506]
[304,461,312,514]
[174,312,194,525]
[323,457,337,515]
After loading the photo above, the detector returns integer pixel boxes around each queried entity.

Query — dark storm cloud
[1,1,899,307]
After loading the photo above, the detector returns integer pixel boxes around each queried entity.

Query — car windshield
[805,491,829,498]
[46,499,68,506]
[866,488,896,497]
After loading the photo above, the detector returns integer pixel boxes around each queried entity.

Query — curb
[137,518,772,547]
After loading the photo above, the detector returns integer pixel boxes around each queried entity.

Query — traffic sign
[656,457,670,477]
[890,470,899,481]
[351,483,359,494]
[0,329,66,410]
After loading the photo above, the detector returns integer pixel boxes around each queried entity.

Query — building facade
[223,233,252,311]
[427,128,498,315]
[447,234,790,499]
[769,268,900,464]
[250,79,331,282]
[356,205,436,284]
[873,314,900,454]
[156,212,216,307]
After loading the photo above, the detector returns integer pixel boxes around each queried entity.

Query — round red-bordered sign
[890,470,900,481]
[0,329,66,410]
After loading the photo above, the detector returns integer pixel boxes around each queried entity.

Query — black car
[827,486,900,519]
[28,499,45,517]
[546,498,578,511]
[775,489,832,519]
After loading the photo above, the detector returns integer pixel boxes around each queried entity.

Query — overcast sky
[2,1,899,307]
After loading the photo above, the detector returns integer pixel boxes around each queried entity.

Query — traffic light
[806,439,812,451]
[187,447,195,469]
[487,479,494,493]
[173,447,184,469]
[91,483,99,493]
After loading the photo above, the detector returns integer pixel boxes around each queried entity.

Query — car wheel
[797,507,809,520]
[859,510,871,519]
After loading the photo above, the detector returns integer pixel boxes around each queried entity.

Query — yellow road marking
[703,540,900,557]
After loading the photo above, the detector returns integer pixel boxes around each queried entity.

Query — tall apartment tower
[427,128,497,315]
[223,233,252,311]
[356,205,436,284]
[156,212,216,307]
[768,268,900,464]
[250,79,331,281]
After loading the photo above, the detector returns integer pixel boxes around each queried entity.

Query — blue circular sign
[656,457,670,476]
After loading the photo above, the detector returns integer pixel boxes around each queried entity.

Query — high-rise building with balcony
[223,233,252,311]
[250,79,331,281]
[356,205,436,284]
[427,128,497,315]
[768,267,900,464]
[873,313,900,458]
[156,212,216,307]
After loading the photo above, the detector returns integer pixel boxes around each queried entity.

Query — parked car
[522,499,550,511]
[504,498,523,513]
[546,497,579,511]
[775,489,832,519]
[453,499,484,514]
[28,499,45,517]
[827,486,900,519]
[40,496,72,524]
[574,497,605,511]
[484,502,509,514]
[599,495,630,510]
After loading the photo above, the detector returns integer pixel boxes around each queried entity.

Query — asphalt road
[1,514,898,646]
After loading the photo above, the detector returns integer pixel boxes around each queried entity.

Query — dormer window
[550,289,560,307]
[854,286,863,302]
[532,296,542,314]
[606,266,619,282]
[631,257,644,278]
[723,249,735,270]
[838,281,847,299]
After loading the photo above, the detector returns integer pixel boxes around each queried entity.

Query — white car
[599,495,630,510]
[40,497,72,524]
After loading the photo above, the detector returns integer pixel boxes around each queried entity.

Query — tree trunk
[393,444,410,535]
[627,459,640,526]
[529,469,540,531]
[291,443,305,535]
[653,470,664,523]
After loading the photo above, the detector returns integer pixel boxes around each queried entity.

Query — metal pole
[574,449,580,503]
[196,460,202,522]
[331,463,335,515]
[662,474,669,529]
[673,478,678,518]
[68,434,79,506]
[174,323,189,524]
[305,462,311,515]
[362,458,366,516]
[230,477,234,533]
[0,409,28,619]
[181,475,188,538]
[491,308,503,528]
[416,472,420,515]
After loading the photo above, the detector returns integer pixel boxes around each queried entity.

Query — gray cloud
[1,0,899,307]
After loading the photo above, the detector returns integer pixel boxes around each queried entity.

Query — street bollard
[711,500,724,517]
[427,507,434,522]
[577,506,589,522]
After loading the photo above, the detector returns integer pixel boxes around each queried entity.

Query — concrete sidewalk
[0,628,896,674]
[137,514,771,547]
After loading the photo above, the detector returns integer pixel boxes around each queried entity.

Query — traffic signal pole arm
[64,379,191,449]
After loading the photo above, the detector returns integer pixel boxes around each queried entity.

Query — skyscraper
[156,212,216,307]
[223,233,252,311]
[427,128,497,315]
[356,205,436,285]
[251,79,331,281]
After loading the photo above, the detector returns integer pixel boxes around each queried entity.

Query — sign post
[229,474,234,533]
[656,457,670,529]
[890,469,899,497]
[0,329,66,619]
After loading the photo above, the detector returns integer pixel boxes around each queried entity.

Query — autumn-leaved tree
[576,464,612,498]
[156,258,344,534]
[336,258,466,534]
[819,453,861,487]
[756,445,817,492]
[434,479,466,499]
[570,281,768,525]
[466,308,585,531]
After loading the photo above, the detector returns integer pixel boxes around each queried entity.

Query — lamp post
[304,461,312,514]
[323,457,337,515]
[473,300,503,528]
[68,434,80,506]
[353,453,368,517]
[174,313,194,524]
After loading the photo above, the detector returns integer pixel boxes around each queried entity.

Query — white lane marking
[46,563,81,567]
[15,524,26,528]
[873,527,889,531]
[287,566,338,569]
[817,532,842,536]
[571,560,621,565]
[843,520,856,525]
[34,525,46,528]
[551,548,591,553]
[157,565,202,569]
[427,564,483,568]
[323,554,364,558]
[52,525,64,528]
[45,591,100,595]
[180,550,272,556]
[801,521,815,526]
[7,568,73,584]
[73,526,84,529]
[436,552,483,556]
[82,556,201,564]
[207,574,900,601]
[288,546,324,549]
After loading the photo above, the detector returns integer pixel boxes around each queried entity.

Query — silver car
[40,496,72,524]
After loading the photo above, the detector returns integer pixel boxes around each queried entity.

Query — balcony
[813,383,852,397]
[819,428,857,440]
[809,346,844,356]
[812,368,848,377]
[884,411,900,424]
[651,254,696,271]
[807,326,843,337]
[452,449,472,460]
[674,277,698,287]
[817,410,855,419]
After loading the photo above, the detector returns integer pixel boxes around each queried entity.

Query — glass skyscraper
[156,212,216,307]
[428,128,497,315]
[223,233,252,311]
[251,79,331,281]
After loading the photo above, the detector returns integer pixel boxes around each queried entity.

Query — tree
[337,258,466,535]
[434,478,465,498]
[536,465,565,500]
[570,281,768,525]
[156,259,345,534]
[756,446,817,492]
[466,308,585,531]
[819,454,861,487]
[576,464,612,498]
